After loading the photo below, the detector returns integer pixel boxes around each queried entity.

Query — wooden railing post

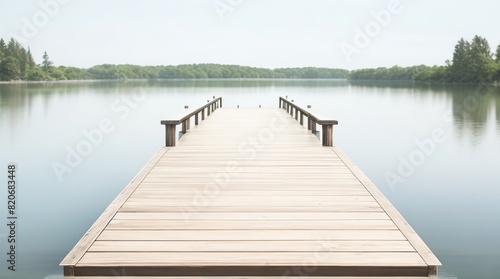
[322,124,333,147]
[278,97,338,146]
[181,120,188,133]
[161,97,222,147]
[163,123,177,146]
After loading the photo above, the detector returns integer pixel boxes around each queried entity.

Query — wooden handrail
[279,97,338,146]
[161,97,222,146]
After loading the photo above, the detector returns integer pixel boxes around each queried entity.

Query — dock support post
[300,112,304,126]
[195,113,199,125]
[322,124,333,146]
[181,120,189,133]
[165,124,176,146]
[202,109,205,120]
[311,120,317,134]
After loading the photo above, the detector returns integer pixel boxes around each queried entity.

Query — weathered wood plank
[77,252,426,266]
[88,240,415,252]
[106,219,398,230]
[127,195,374,202]
[113,212,390,220]
[119,204,385,212]
[97,229,407,241]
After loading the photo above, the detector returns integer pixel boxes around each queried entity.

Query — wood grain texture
[62,107,439,277]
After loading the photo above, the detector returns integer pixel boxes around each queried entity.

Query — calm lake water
[0,79,499,279]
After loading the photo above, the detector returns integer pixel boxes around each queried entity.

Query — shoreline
[0,79,110,85]
[0,79,498,86]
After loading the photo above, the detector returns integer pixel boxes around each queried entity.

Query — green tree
[42,51,53,72]
[26,48,36,68]
[0,38,5,63]
[496,44,500,63]
[468,35,496,82]
[50,68,67,80]
[25,66,50,81]
[0,57,21,81]
[448,38,471,82]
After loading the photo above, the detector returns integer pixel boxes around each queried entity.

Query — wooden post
[183,105,190,131]
[295,109,298,120]
[300,112,304,126]
[322,124,333,146]
[202,108,205,120]
[220,98,223,108]
[208,106,211,116]
[307,116,311,131]
[311,119,317,134]
[195,113,199,125]
[181,120,188,133]
[165,124,176,146]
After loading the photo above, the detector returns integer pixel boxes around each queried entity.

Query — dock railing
[279,97,338,146]
[161,97,222,146]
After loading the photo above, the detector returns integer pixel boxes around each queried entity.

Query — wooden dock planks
[61,108,440,277]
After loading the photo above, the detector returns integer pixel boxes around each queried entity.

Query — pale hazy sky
[1,0,499,70]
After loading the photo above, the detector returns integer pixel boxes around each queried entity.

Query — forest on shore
[0,35,499,84]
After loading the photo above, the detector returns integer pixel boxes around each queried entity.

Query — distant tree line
[85,64,349,79]
[0,38,87,81]
[1,35,499,83]
[350,35,500,83]
[0,38,348,81]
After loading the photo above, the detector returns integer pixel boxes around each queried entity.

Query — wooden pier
[61,97,440,277]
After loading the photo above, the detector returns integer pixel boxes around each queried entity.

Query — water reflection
[2,80,499,143]
[346,80,500,143]
[449,83,500,143]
